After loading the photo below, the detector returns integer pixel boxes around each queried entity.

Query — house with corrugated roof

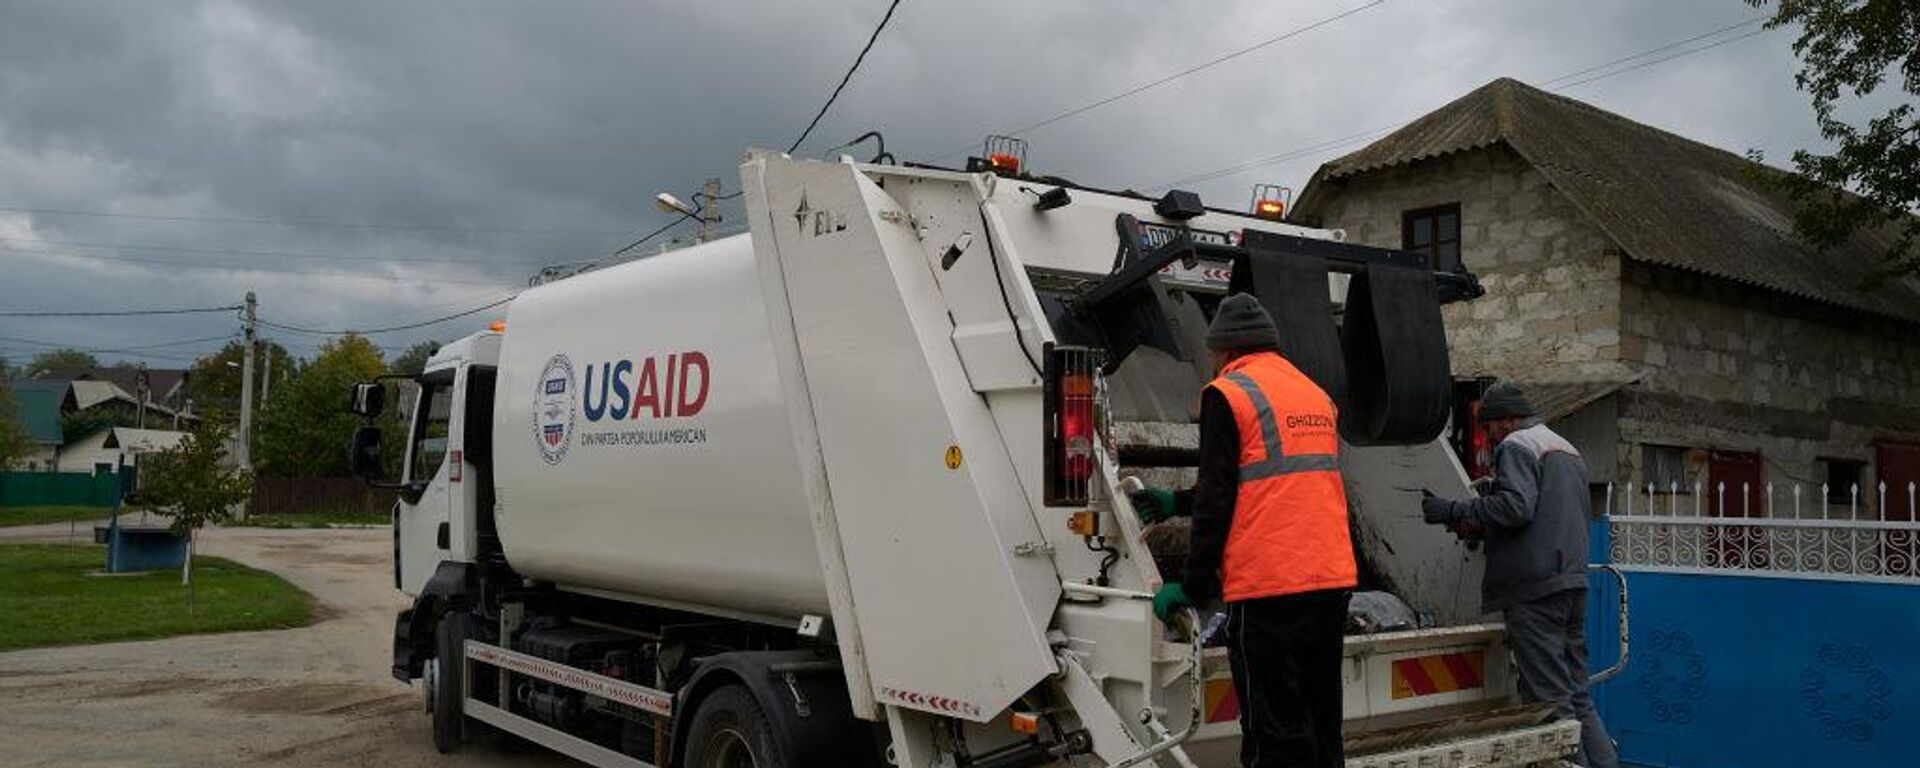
[1290,78,1920,514]
[5,380,67,471]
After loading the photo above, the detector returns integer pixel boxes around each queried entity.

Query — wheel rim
[700,727,760,768]
[422,658,439,713]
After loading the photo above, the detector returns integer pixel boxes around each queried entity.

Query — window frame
[1821,457,1868,504]
[1401,203,1462,272]
[1642,443,1693,493]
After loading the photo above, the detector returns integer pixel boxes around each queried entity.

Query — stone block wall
[1304,146,1629,382]
[1614,263,1920,509]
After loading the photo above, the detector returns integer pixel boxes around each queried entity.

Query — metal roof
[1518,377,1639,423]
[65,380,137,411]
[1295,78,1920,323]
[7,380,66,445]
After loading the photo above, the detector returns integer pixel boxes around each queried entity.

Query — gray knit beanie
[1477,381,1536,422]
[1206,293,1282,352]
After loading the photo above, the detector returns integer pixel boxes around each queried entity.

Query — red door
[1876,443,1920,578]
[1878,442,1920,522]
[1707,451,1764,567]
[1707,451,1765,517]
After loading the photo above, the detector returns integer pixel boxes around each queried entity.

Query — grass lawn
[0,543,314,652]
[223,509,388,529]
[0,505,115,528]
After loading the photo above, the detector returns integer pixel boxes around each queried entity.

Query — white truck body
[372,150,1600,768]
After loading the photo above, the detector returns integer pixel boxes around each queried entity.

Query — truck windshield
[409,384,453,483]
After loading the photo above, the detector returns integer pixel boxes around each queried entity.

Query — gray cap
[1477,381,1536,422]
[1206,293,1281,352]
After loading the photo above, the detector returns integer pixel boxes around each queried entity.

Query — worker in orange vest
[1154,292,1357,768]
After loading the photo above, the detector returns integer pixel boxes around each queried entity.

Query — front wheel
[683,685,789,768]
[430,612,469,753]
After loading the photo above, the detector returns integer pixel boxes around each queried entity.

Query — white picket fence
[1606,480,1920,584]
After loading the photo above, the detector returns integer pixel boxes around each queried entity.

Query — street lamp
[654,192,699,218]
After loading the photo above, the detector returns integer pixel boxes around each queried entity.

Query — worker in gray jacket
[1421,382,1618,768]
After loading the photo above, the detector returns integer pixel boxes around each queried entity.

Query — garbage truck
[346,146,1620,767]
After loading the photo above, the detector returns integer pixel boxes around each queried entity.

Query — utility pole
[238,291,256,478]
[699,177,722,243]
[260,341,272,403]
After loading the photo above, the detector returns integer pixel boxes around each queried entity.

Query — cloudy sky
[0,0,1839,371]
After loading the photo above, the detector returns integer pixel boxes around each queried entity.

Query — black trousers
[1226,589,1350,768]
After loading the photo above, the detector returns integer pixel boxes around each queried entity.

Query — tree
[389,340,440,377]
[1751,0,1920,276]
[255,335,385,477]
[25,349,100,379]
[142,419,252,601]
[187,340,296,421]
[0,379,34,467]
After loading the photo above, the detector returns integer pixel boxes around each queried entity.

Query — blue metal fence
[1588,509,1918,768]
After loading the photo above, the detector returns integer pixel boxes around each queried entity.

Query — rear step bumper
[1346,719,1581,768]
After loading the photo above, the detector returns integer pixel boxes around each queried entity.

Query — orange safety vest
[1209,352,1358,602]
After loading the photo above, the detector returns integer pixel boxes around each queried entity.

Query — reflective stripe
[1221,371,1338,481]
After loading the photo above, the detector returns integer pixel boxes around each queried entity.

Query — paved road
[0,521,575,768]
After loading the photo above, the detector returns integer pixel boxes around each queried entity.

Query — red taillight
[988,153,1022,176]
[1061,371,1094,481]
[1045,346,1103,506]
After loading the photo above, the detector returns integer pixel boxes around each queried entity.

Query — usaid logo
[532,354,577,465]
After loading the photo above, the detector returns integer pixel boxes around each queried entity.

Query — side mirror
[350,425,384,480]
[349,381,386,418]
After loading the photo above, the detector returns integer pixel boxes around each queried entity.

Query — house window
[1642,444,1690,491]
[1822,458,1866,503]
[1402,203,1462,272]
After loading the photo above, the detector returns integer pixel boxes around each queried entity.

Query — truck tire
[683,685,789,768]
[431,612,469,754]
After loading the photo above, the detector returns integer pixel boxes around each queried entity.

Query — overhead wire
[0,304,241,318]
[4,246,519,286]
[929,0,1388,162]
[257,295,516,336]
[0,332,237,352]
[785,0,906,154]
[0,236,552,266]
[1145,14,1783,192]
[0,206,634,236]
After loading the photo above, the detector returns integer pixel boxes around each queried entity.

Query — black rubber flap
[1340,265,1451,445]
[1228,247,1348,408]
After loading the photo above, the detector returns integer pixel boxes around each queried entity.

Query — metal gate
[1587,479,1919,768]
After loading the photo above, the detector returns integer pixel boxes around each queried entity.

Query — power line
[0,346,205,365]
[0,332,236,351]
[785,0,906,154]
[4,246,519,287]
[258,295,515,336]
[0,236,551,266]
[610,213,696,258]
[1538,16,1765,88]
[0,206,634,236]
[0,304,241,318]
[931,0,1387,161]
[1551,26,1772,91]
[1147,15,1781,192]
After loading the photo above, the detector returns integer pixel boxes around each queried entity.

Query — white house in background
[57,426,188,479]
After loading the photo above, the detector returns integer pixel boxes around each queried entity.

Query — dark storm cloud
[0,0,1822,366]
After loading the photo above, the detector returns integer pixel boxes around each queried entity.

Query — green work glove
[1152,582,1192,623]
[1130,487,1178,525]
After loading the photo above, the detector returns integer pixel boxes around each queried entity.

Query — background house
[74,367,192,418]
[1291,78,1920,517]
[6,380,67,471]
